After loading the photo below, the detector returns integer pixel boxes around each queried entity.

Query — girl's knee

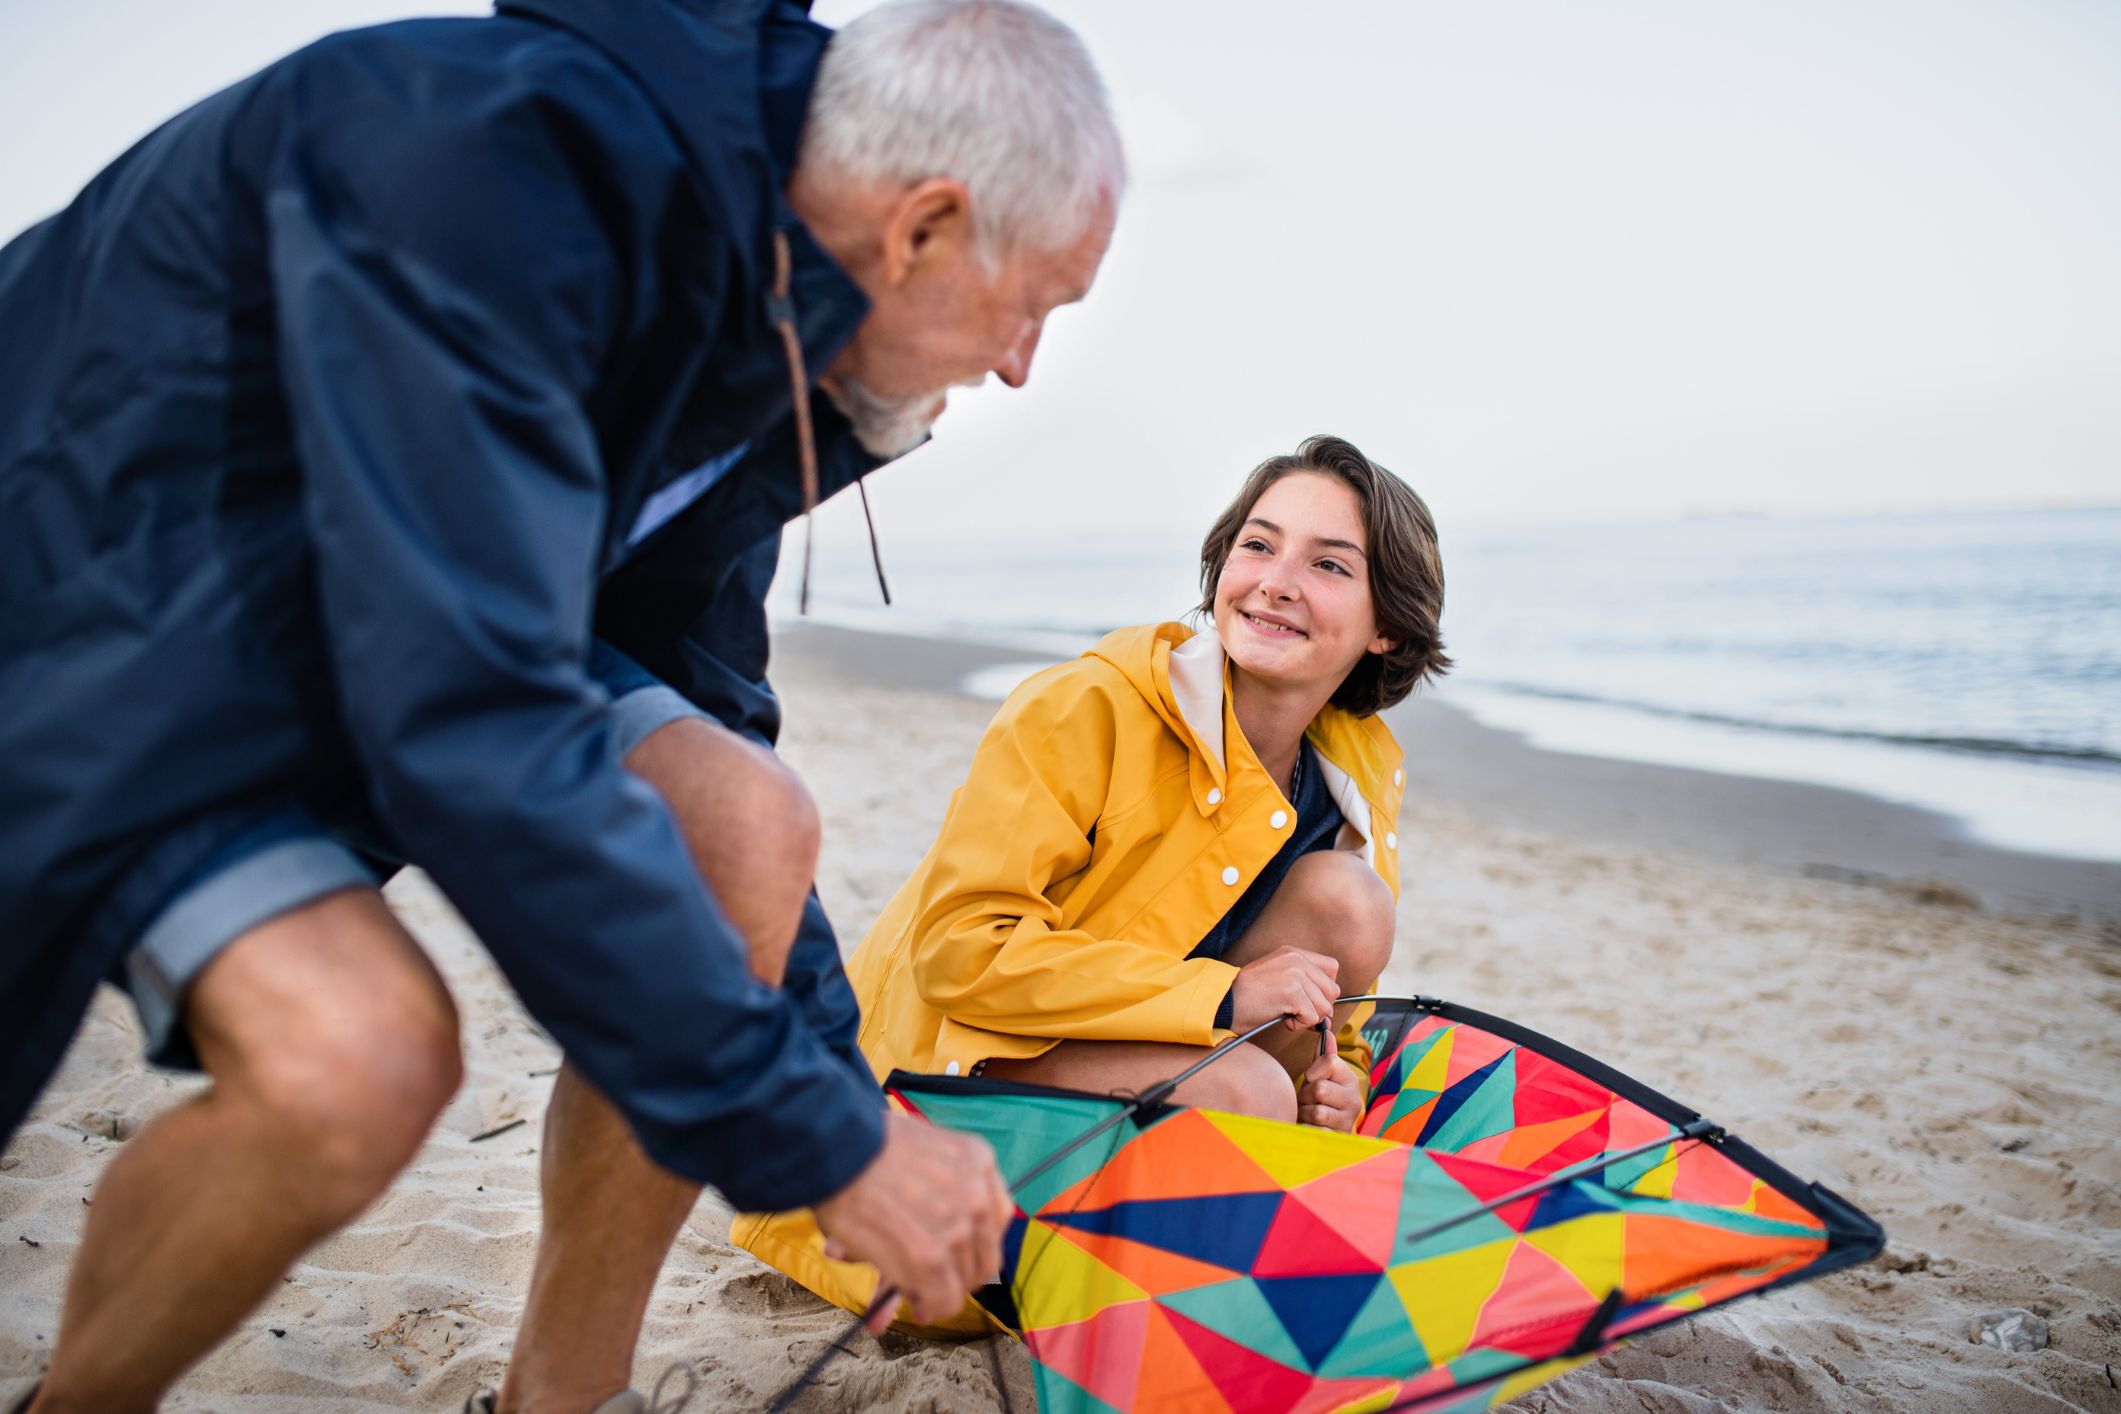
[1283,852,1396,982]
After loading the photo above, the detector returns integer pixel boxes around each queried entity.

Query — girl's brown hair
[1197,434,1450,717]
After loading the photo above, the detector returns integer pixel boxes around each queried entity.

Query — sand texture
[4,650,2119,1412]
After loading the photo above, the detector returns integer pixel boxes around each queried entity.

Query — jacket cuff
[634,1061,887,1213]
[1188,959,1242,1043]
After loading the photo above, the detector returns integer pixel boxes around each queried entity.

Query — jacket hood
[498,0,869,411]
[1085,622,1401,863]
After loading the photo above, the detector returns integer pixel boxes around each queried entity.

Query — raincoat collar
[1105,623,1385,861]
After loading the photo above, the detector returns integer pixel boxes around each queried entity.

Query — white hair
[800,0,1126,257]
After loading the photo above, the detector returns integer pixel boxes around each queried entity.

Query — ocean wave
[1459,680,2121,770]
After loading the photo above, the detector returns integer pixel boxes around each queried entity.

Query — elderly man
[0,0,1121,1409]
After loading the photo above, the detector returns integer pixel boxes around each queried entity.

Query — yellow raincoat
[732,622,1406,1334]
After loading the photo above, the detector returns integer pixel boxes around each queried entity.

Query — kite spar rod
[1396,1115,1721,1248]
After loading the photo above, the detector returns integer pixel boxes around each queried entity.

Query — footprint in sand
[719,1269,827,1318]
[0,1132,88,1181]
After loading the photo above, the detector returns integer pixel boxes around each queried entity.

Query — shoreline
[772,619,2121,926]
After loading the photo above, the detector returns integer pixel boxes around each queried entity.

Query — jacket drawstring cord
[858,478,892,605]
[768,229,891,613]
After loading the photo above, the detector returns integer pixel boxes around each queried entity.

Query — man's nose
[994,321,1042,389]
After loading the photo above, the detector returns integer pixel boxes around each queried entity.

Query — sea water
[774,505,2121,863]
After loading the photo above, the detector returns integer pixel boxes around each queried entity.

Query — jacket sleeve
[605,534,873,1087]
[265,90,880,1211]
[908,674,1240,1046]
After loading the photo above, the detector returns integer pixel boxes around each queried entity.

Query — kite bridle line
[763,993,1724,1412]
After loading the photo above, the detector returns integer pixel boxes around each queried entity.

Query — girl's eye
[1240,538,1271,553]
[1318,559,1350,576]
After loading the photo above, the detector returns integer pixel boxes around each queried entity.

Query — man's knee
[626,718,821,879]
[191,895,461,1219]
[741,750,821,877]
[1184,1042,1297,1124]
[1284,851,1396,985]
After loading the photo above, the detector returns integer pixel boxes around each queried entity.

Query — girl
[734,434,1449,1334]
[851,433,1450,1128]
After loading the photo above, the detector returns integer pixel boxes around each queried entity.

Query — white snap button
[1270,810,1289,829]
[945,1060,960,1076]
[1206,787,1223,806]
[1393,768,1404,787]
[1220,866,1240,886]
[1386,832,1398,850]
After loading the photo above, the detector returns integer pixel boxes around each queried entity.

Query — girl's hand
[1228,945,1340,1032]
[1298,1036,1364,1132]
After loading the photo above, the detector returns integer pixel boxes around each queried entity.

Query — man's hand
[1229,945,1340,1032]
[1298,1035,1364,1133]
[812,1111,1014,1332]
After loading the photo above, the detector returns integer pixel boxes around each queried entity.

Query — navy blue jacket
[0,0,893,1209]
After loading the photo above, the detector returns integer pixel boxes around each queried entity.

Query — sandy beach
[4,623,2118,1412]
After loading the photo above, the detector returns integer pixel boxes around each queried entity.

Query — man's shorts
[115,642,706,1070]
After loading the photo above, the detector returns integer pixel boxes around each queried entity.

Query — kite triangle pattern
[1128,1301,1224,1410]
[1455,1106,1607,1172]
[1436,1021,1513,1086]
[1285,1144,1409,1264]
[1395,1022,1457,1095]
[1508,1049,1619,1123]
[1012,1219,1149,1331]
[1051,1189,1284,1274]
[1317,1267,1434,1379]
[1422,1051,1519,1152]
[1156,1278,1311,1371]
[1029,1363,1130,1414]
[1047,1219,1246,1297]
[1160,1303,1317,1411]
[1387,1237,1517,1366]
[1254,1192,1384,1277]
[1468,1240,1597,1359]
[1255,1271,1385,1369]
[1042,1105,1282,1211]
[1023,1299,1151,1412]
[1201,1108,1391,1190]
[1524,1210,1627,1302]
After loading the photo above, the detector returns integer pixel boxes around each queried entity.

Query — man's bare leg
[497,718,820,1414]
[30,890,461,1414]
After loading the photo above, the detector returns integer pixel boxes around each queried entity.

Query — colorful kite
[884,997,1882,1413]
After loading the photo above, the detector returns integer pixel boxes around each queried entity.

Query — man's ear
[880,177,974,287]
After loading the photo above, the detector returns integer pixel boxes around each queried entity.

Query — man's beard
[820,373,943,459]
[821,373,970,459]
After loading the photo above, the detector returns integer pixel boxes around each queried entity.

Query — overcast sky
[5,0,2117,540]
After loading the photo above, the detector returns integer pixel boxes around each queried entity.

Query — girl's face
[1213,471,1395,698]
